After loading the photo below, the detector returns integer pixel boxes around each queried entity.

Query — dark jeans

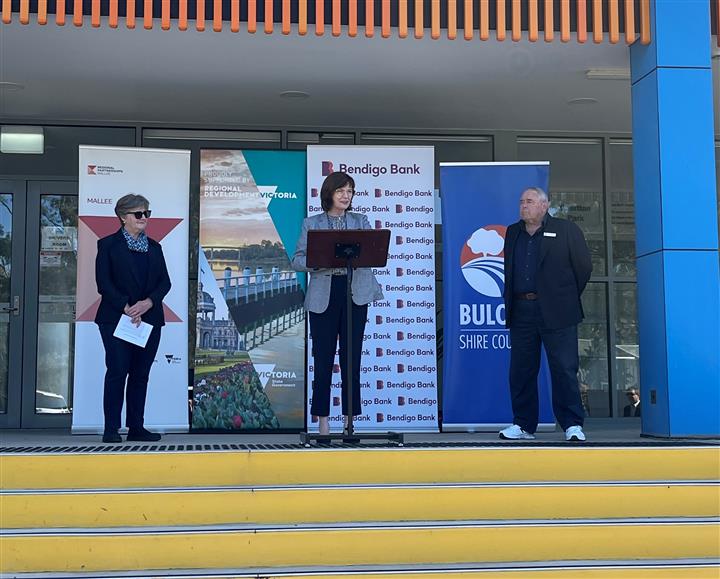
[98,323,162,432]
[509,299,585,433]
[309,275,368,417]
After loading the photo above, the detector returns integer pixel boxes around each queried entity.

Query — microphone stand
[300,240,403,447]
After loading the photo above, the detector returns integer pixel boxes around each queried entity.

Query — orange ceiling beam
[0,0,667,45]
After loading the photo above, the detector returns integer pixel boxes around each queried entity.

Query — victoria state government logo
[460,225,507,298]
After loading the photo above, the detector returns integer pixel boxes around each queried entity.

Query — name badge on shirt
[543,232,557,238]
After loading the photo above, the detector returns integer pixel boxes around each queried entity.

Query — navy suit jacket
[503,215,592,330]
[94,229,172,327]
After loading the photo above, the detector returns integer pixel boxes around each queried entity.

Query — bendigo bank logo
[321,161,334,176]
[460,225,507,298]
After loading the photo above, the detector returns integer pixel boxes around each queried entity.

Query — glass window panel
[610,190,636,278]
[578,282,610,418]
[287,132,355,150]
[143,129,281,145]
[36,195,78,414]
[610,141,636,278]
[614,283,640,417]
[0,194,11,414]
[142,130,282,152]
[517,138,606,275]
[609,140,634,191]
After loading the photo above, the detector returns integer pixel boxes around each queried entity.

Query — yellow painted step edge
[2,484,719,528]
[189,568,720,579]
[1,523,719,574]
[2,447,719,489]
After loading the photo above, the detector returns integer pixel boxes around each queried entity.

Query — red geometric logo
[75,216,184,322]
[321,161,334,176]
[87,165,97,175]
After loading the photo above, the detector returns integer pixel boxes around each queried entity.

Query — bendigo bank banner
[306,146,439,432]
[439,162,554,430]
[73,146,190,433]
[194,150,306,431]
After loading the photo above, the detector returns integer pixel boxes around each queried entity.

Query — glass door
[0,181,26,428]
[20,182,78,428]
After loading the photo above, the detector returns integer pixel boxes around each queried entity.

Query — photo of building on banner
[305,146,439,433]
[194,150,306,431]
[440,162,554,431]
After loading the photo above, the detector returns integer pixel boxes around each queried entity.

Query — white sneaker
[565,425,586,441]
[499,424,536,440]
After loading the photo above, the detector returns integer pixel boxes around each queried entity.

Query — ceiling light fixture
[279,91,310,100]
[1,126,44,154]
[0,82,25,92]
[567,97,599,106]
[585,68,630,80]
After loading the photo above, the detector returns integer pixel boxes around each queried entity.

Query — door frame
[19,181,78,428]
[0,180,27,428]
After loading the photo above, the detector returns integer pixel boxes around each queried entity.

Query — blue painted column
[630,1,719,437]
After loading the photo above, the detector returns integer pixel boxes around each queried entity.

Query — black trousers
[98,323,162,432]
[508,299,585,434]
[309,275,368,417]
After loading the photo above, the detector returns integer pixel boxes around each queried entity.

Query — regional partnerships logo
[460,225,506,298]
[85,164,123,176]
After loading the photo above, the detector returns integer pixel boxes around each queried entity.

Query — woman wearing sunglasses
[94,194,171,443]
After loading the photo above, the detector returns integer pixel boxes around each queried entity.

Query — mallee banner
[73,146,190,433]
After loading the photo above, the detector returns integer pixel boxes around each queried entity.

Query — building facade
[1,0,718,434]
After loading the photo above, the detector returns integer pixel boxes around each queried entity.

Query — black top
[503,215,592,330]
[94,228,172,327]
[130,250,150,292]
[512,218,545,294]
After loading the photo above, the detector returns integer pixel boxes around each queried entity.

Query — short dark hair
[320,172,355,212]
[115,194,150,223]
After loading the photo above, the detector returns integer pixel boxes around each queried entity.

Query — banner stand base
[442,423,557,433]
[300,431,404,447]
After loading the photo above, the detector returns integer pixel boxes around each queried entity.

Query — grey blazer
[291,211,384,314]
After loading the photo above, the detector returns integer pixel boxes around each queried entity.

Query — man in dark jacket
[499,187,592,441]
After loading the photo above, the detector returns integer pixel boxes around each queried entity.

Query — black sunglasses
[126,210,151,219]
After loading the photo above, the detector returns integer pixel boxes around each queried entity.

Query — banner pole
[344,258,356,440]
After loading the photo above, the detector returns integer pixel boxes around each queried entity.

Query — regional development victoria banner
[193,150,306,431]
[73,146,190,433]
[440,162,554,430]
[306,146,439,432]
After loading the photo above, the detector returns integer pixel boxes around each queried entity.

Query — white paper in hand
[113,314,153,348]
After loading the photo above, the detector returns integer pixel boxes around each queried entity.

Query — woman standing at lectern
[292,172,383,436]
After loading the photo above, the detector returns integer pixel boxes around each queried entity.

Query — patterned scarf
[326,213,347,275]
[122,227,149,253]
[326,212,347,230]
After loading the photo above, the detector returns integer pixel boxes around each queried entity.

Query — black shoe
[126,428,161,442]
[102,430,122,443]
